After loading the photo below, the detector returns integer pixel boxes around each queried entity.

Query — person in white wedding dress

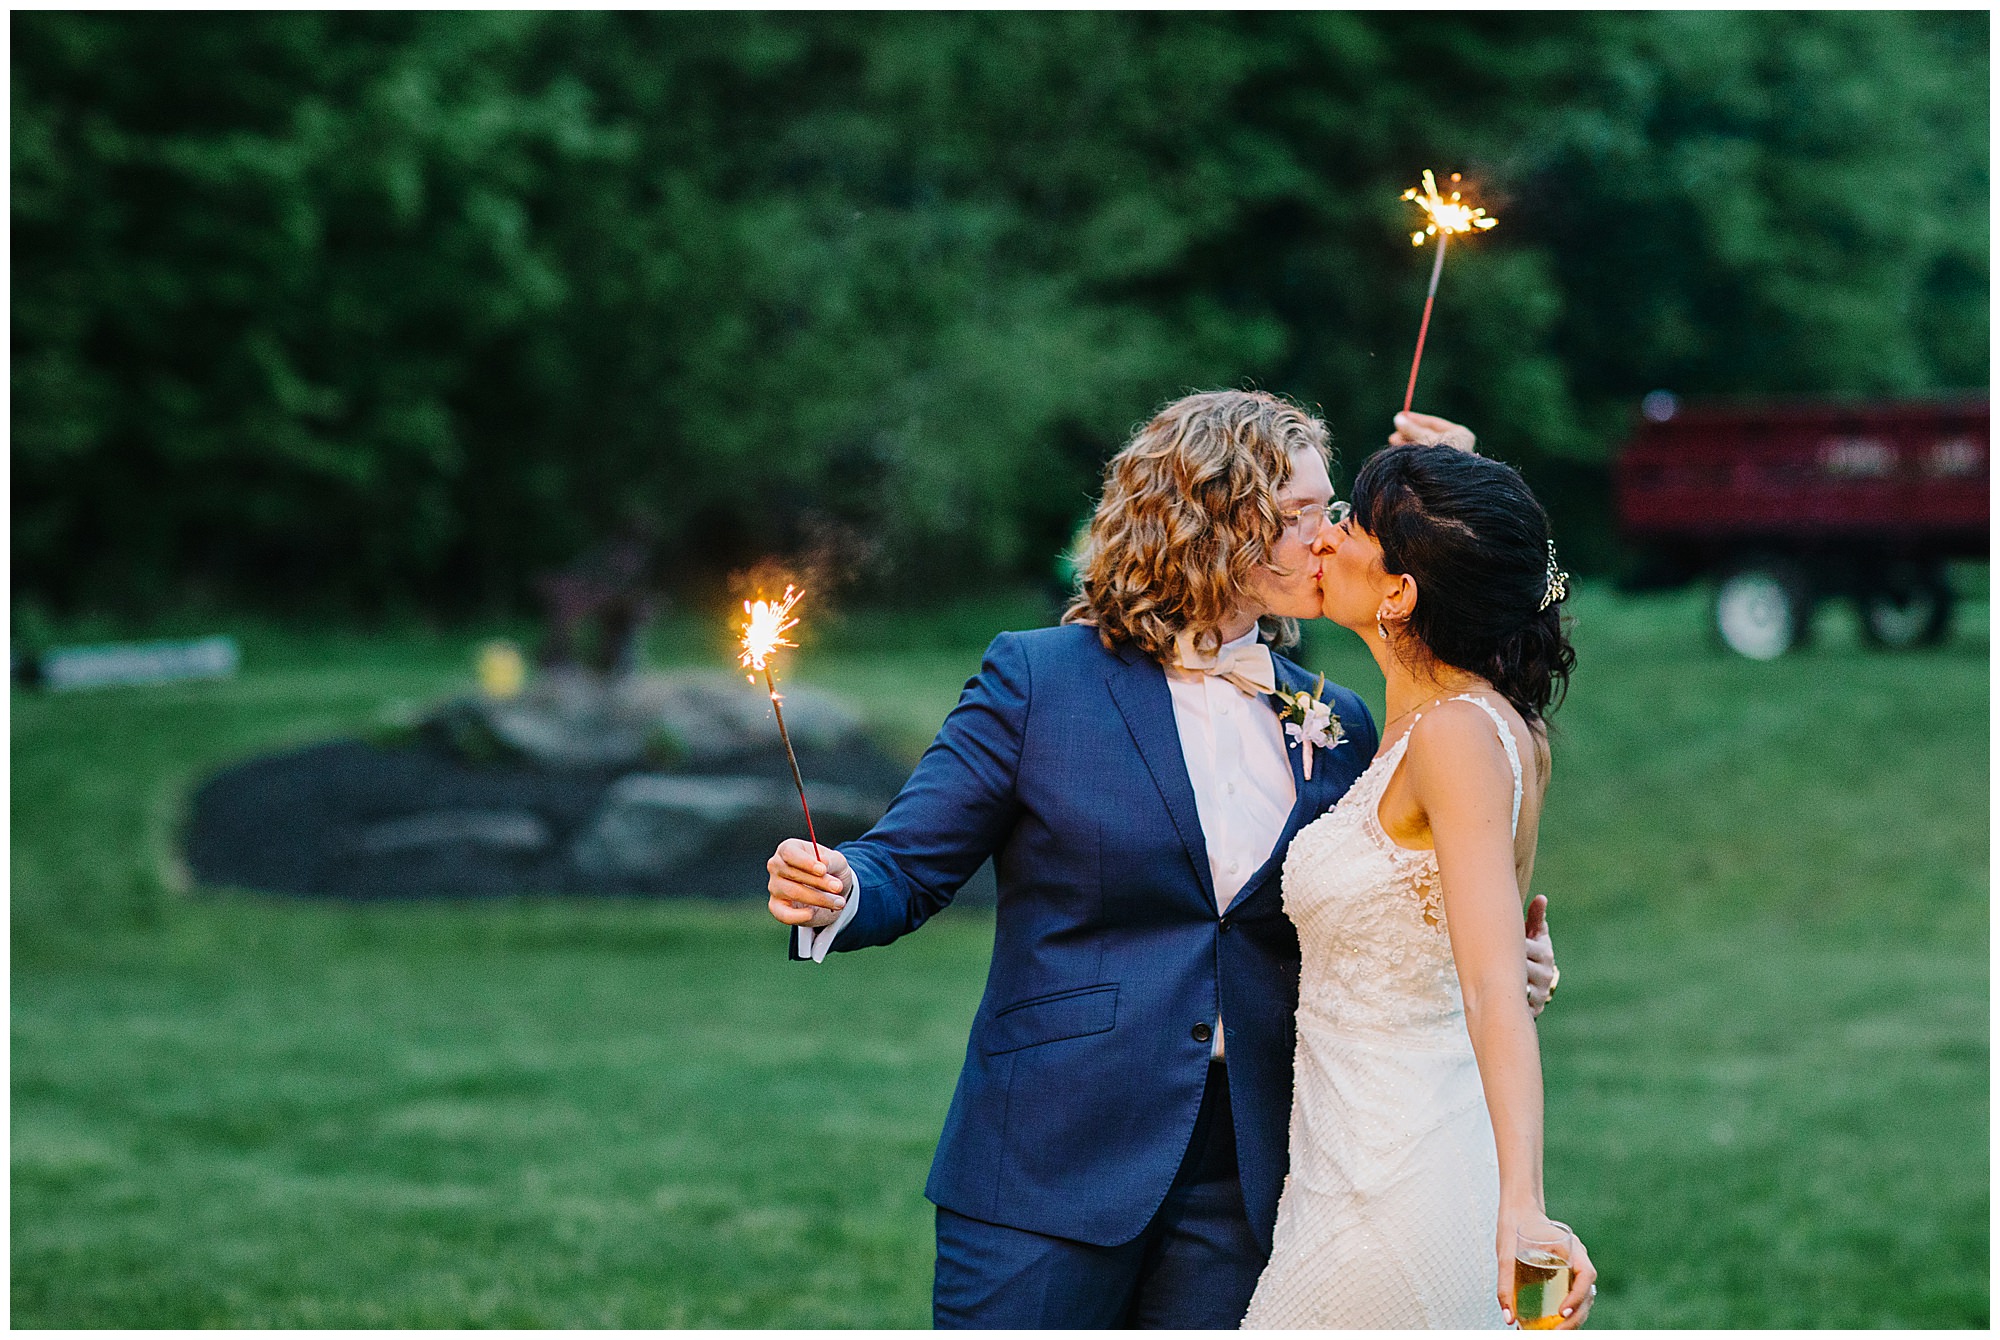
[1243,440,1599,1329]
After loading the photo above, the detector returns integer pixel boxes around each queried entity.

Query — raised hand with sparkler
[1389,409,1478,455]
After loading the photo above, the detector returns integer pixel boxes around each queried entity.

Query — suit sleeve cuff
[795,866,863,963]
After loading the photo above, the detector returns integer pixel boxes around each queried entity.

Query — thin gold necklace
[1380,680,1493,737]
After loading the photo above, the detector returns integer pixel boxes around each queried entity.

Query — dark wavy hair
[1350,444,1575,722]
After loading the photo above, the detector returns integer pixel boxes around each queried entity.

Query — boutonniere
[1276,674,1343,781]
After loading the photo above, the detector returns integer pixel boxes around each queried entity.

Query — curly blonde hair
[1063,389,1331,662]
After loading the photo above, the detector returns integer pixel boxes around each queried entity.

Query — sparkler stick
[1403,232,1449,414]
[737,584,820,860]
[1399,169,1498,414]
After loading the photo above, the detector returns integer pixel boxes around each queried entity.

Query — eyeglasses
[1279,500,1352,538]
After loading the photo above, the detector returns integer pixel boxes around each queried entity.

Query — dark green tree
[12,11,1987,615]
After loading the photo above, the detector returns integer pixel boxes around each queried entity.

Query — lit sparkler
[1399,169,1498,413]
[737,584,820,859]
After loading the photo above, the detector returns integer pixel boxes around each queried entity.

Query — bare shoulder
[1408,695,1545,790]
[1409,696,1504,755]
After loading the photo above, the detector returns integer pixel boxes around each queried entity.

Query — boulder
[449,668,863,771]
[175,666,992,902]
[571,774,886,884]
[354,810,554,856]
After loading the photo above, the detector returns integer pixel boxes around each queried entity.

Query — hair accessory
[1538,540,1569,611]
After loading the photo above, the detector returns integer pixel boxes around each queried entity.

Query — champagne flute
[1513,1220,1575,1329]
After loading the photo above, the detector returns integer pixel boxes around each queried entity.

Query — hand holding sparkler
[1389,410,1478,454]
[768,836,851,932]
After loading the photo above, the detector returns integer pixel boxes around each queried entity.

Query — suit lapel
[1105,649,1218,912]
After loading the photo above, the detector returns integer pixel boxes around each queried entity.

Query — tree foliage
[12,12,1987,612]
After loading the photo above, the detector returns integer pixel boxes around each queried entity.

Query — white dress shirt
[799,626,1299,1064]
[1163,626,1297,1057]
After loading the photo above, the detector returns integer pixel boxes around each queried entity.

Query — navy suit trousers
[932,1062,1267,1329]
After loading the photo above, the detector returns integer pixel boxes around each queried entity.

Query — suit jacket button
[1191,1022,1213,1043]
[1218,918,1232,933]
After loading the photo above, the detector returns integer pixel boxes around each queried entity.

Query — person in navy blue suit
[769,394,1556,1328]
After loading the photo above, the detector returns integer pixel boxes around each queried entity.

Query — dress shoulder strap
[1449,694,1523,836]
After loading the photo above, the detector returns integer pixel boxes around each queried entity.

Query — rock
[639,672,863,761]
[354,810,553,856]
[447,668,865,771]
[572,775,781,875]
[177,667,1011,904]
[468,668,660,770]
[571,774,888,882]
[183,739,610,898]
[33,635,240,692]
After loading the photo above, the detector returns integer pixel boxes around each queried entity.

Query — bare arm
[1411,704,1595,1325]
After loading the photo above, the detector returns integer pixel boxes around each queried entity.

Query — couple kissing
[768,389,1598,1329]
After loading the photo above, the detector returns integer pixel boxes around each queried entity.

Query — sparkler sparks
[738,585,803,675]
[1403,169,1498,246]
[1397,169,1498,413]
[736,583,820,860]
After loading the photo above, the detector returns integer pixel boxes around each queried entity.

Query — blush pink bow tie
[1173,637,1277,699]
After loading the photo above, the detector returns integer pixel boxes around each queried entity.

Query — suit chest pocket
[981,983,1119,1055]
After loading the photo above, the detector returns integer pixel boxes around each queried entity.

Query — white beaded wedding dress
[1241,695,1523,1330]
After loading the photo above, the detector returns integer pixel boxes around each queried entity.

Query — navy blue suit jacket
[807,623,1377,1250]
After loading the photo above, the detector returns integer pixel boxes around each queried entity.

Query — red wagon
[1615,394,1989,658]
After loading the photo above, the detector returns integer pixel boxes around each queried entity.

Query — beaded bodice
[1279,694,1522,1044]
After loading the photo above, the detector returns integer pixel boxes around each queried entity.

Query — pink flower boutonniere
[1277,674,1343,781]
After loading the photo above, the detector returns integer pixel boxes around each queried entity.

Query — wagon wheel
[1713,559,1814,660]
[1855,561,1953,650]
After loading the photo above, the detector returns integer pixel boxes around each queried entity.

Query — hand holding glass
[1512,1221,1575,1329]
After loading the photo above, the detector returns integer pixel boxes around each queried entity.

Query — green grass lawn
[12,582,1989,1326]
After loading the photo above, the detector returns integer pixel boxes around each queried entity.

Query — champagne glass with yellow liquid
[1512,1220,1575,1329]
